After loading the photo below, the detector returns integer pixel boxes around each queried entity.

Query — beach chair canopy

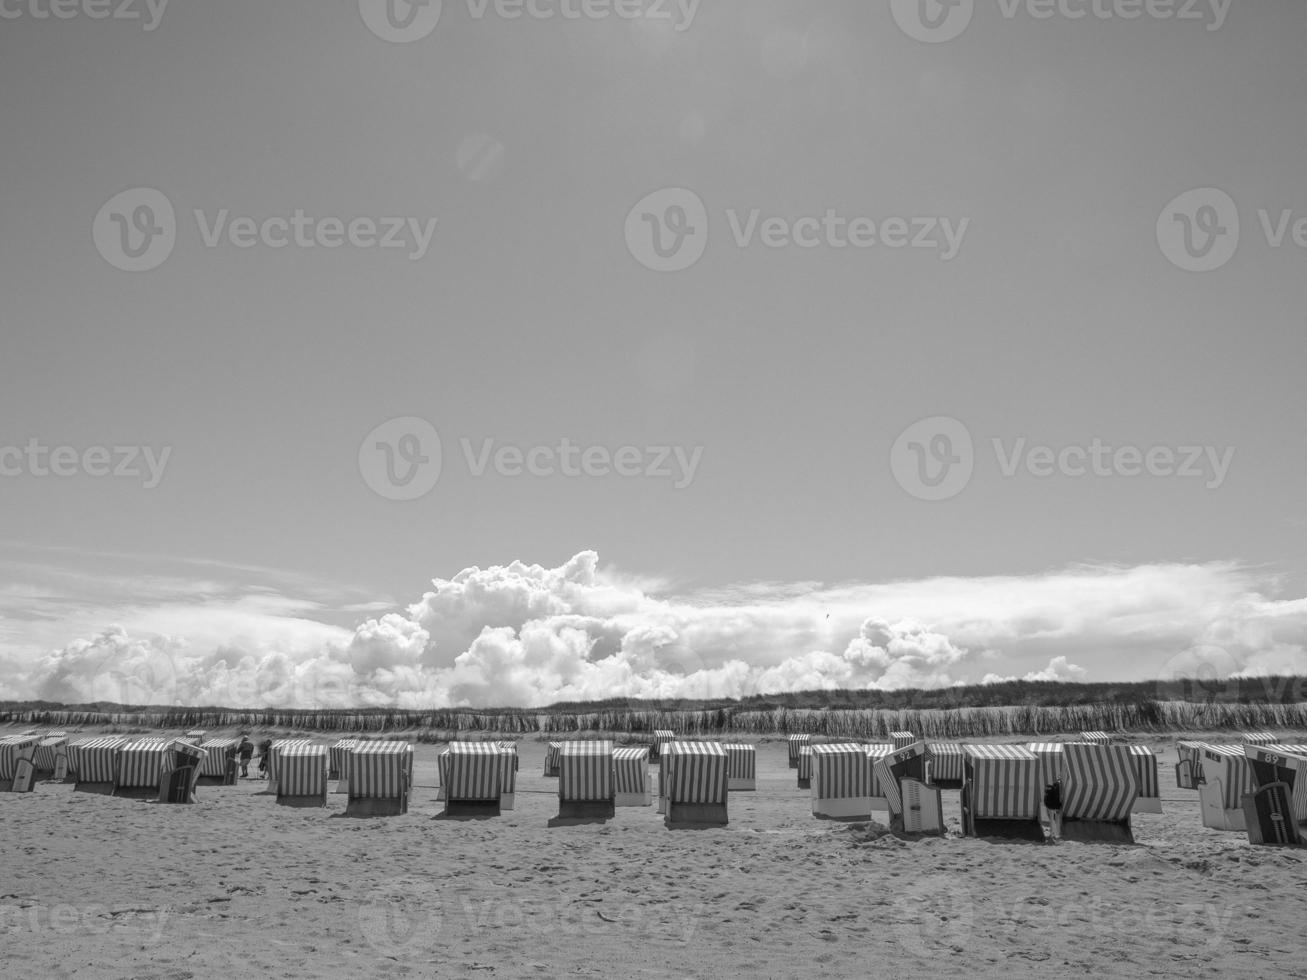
[1061,743,1139,820]
[663,741,727,804]
[811,743,871,800]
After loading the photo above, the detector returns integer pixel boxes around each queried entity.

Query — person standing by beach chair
[258,739,273,779]
[238,736,254,778]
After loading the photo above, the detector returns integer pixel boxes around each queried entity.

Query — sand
[2,733,1305,979]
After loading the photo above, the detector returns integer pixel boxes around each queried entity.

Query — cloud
[7,552,1307,708]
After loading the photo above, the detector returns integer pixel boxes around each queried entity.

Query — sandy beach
[3,733,1305,980]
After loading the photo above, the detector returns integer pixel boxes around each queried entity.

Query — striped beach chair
[663,741,728,827]
[650,730,674,763]
[1198,745,1257,832]
[0,734,38,793]
[67,736,126,793]
[724,744,756,791]
[499,743,518,810]
[1175,740,1213,790]
[32,732,69,780]
[926,742,965,789]
[1059,743,1139,843]
[614,746,650,806]
[1242,732,1277,746]
[1027,742,1064,822]
[185,731,207,745]
[873,742,943,834]
[543,741,564,777]
[158,740,204,803]
[962,744,1044,841]
[346,741,413,817]
[1079,731,1111,746]
[557,740,615,820]
[810,743,874,820]
[276,743,329,807]
[440,741,502,817]
[797,744,814,789]
[112,739,172,798]
[889,732,916,751]
[330,738,360,789]
[263,739,314,794]
[787,734,811,770]
[865,744,893,809]
[1243,745,1307,844]
[198,737,241,784]
[1129,745,1162,814]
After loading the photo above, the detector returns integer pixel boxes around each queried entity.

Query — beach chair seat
[1198,746,1256,832]
[874,742,943,835]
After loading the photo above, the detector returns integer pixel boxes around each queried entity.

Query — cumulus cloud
[8,552,1307,708]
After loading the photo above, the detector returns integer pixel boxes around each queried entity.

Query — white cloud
[7,552,1307,708]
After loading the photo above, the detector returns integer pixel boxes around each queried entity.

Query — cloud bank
[7,551,1307,708]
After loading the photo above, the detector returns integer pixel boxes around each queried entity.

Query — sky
[0,0,1305,708]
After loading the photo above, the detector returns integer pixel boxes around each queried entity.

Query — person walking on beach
[238,736,254,778]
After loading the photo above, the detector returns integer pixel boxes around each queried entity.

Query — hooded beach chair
[185,731,207,745]
[1057,743,1139,843]
[961,744,1044,841]
[650,730,674,763]
[330,738,360,790]
[1197,745,1257,832]
[662,741,728,828]
[32,732,68,781]
[796,744,814,789]
[926,742,965,789]
[346,741,413,817]
[1129,745,1163,813]
[158,740,204,803]
[0,735,38,793]
[1241,745,1307,846]
[889,732,917,752]
[614,746,650,806]
[724,743,756,791]
[262,739,314,794]
[787,734,811,770]
[1175,740,1213,790]
[810,743,874,820]
[440,741,502,817]
[112,739,173,799]
[543,741,563,777]
[872,741,943,834]
[197,737,241,785]
[1241,732,1277,747]
[68,736,127,793]
[276,743,329,807]
[556,740,615,820]
[1079,731,1111,746]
